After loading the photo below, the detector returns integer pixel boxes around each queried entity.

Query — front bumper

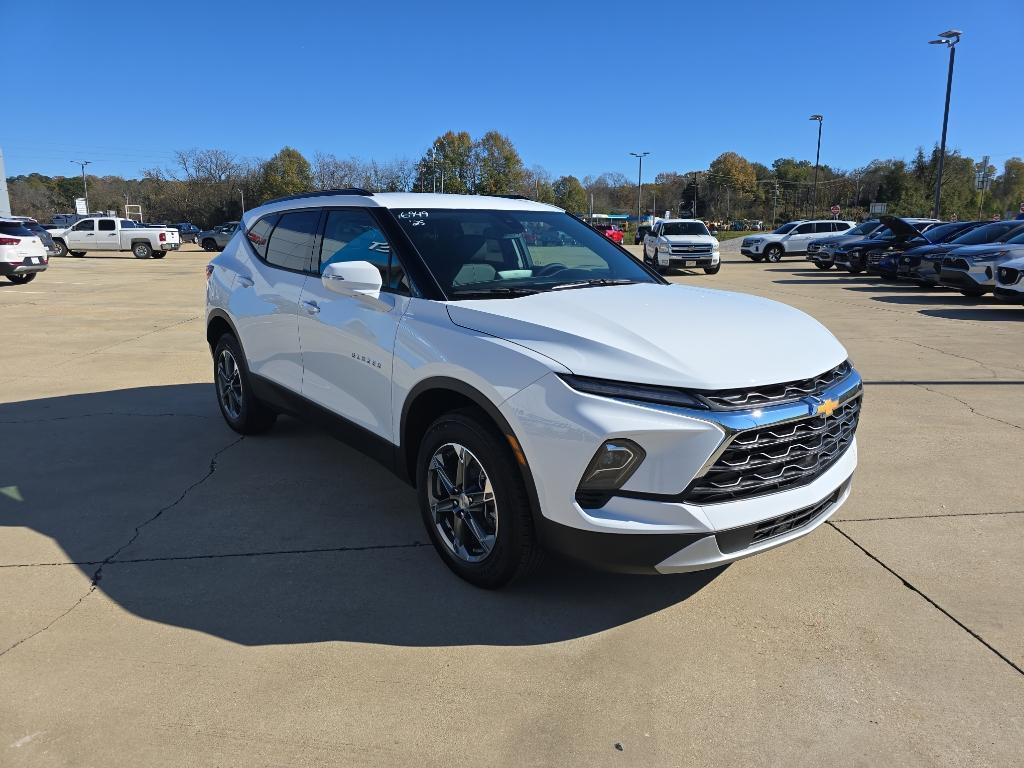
[939,267,991,293]
[805,251,834,265]
[994,286,1024,303]
[659,252,719,267]
[502,369,861,573]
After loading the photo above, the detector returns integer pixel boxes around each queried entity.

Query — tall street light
[809,115,823,217]
[71,159,91,212]
[629,151,649,226]
[929,29,962,218]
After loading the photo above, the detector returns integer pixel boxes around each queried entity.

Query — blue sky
[3,0,1020,180]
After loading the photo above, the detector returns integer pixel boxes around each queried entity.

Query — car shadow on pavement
[772,278,882,285]
[871,295,996,307]
[0,385,721,648]
[918,307,1023,321]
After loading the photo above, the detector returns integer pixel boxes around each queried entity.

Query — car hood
[446,283,846,390]
[879,215,928,239]
[949,243,1024,259]
[904,242,952,257]
[814,233,868,247]
[659,234,717,244]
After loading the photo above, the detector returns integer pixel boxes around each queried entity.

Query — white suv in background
[206,191,862,588]
[642,219,720,274]
[0,217,48,284]
[994,256,1024,304]
[742,220,855,262]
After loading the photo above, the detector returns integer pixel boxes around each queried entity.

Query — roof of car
[655,218,704,224]
[242,192,563,227]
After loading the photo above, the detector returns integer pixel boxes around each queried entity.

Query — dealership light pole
[809,115,823,217]
[71,159,91,212]
[238,187,245,213]
[929,30,962,218]
[630,151,649,226]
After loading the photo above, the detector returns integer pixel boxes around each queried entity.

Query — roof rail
[261,188,374,206]
[495,194,530,200]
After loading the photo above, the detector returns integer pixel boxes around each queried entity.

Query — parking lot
[1,240,1022,766]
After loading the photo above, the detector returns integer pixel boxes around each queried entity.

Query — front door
[65,219,96,250]
[298,208,408,441]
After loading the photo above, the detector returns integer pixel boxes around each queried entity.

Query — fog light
[578,439,646,491]
[985,266,993,279]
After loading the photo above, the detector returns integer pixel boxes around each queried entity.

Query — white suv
[206,191,862,588]
[742,220,855,262]
[642,219,720,274]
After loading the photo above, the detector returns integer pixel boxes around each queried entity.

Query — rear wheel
[815,261,833,270]
[416,411,542,589]
[132,242,153,259]
[202,238,217,251]
[703,263,721,275]
[764,245,784,263]
[213,334,277,435]
[6,273,36,284]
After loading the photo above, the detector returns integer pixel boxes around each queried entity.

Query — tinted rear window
[0,222,34,236]
[264,211,319,271]
[952,222,1019,245]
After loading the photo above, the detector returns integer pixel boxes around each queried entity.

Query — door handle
[237,275,254,288]
[301,299,320,314]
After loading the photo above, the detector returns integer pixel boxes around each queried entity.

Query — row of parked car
[740,215,1024,305]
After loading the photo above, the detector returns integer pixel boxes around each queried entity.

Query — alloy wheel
[216,348,243,420]
[426,443,498,563]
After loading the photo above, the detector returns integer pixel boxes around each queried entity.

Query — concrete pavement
[1,244,1022,766]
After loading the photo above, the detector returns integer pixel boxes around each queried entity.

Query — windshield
[661,222,710,236]
[393,209,657,298]
[847,221,879,236]
[923,222,969,243]
[772,223,797,234]
[1006,229,1024,245]
[951,222,1020,245]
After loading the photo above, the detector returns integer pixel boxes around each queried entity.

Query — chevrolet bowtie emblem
[816,398,839,418]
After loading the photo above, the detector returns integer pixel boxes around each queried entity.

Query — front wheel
[703,263,721,275]
[202,238,217,251]
[814,261,833,270]
[416,411,542,589]
[212,334,277,435]
[6,273,36,284]
[959,287,986,298]
[764,245,784,263]
[151,252,166,259]
[52,240,68,258]
[132,242,153,259]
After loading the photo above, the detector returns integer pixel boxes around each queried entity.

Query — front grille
[807,243,822,253]
[695,361,851,410]
[998,267,1021,285]
[944,257,970,270]
[683,397,861,504]
[867,252,885,265]
[670,244,712,255]
[716,485,845,554]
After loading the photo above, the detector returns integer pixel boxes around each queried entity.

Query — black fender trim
[206,309,241,349]
[400,377,545,532]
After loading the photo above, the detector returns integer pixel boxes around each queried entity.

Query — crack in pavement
[827,522,1024,677]
[834,510,1024,523]
[0,435,244,660]
[915,384,1024,432]
[0,411,213,425]
[893,337,1020,378]
[0,541,430,570]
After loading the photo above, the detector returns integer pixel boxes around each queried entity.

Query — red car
[594,224,624,244]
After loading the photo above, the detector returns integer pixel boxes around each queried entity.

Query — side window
[264,211,319,271]
[246,214,278,260]
[74,220,95,231]
[98,219,116,231]
[834,222,851,232]
[813,222,832,233]
[320,209,407,292]
[793,223,814,234]
[120,220,136,228]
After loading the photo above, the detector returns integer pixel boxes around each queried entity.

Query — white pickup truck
[50,217,181,259]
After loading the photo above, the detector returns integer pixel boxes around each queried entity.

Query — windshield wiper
[448,287,540,299]
[548,278,639,292]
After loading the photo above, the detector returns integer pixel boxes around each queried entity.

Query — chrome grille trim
[694,361,852,410]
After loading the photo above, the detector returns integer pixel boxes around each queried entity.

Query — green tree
[552,175,587,214]
[472,131,525,196]
[259,146,313,203]
[416,131,474,193]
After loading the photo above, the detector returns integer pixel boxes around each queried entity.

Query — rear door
[233,210,319,394]
[96,218,120,250]
[298,207,410,440]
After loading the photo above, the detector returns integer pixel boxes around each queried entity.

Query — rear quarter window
[246,215,279,260]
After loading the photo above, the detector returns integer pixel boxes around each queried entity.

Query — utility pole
[809,115,823,217]
[629,151,650,227]
[929,30,962,218]
[71,160,92,212]
[772,180,779,226]
[692,171,699,217]
[238,188,245,213]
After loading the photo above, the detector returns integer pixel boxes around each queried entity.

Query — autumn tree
[258,146,313,203]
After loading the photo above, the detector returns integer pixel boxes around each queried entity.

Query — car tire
[846,256,864,275]
[814,261,833,270]
[764,245,784,263]
[151,252,166,259]
[52,239,68,258]
[202,238,217,251]
[703,264,721,275]
[71,251,87,257]
[6,273,36,284]
[959,287,986,298]
[212,333,277,435]
[132,242,153,259]
[748,254,764,262]
[416,410,543,589]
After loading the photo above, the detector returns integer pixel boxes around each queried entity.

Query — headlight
[559,374,709,410]
[577,439,646,491]
[748,238,763,244]
[657,243,669,253]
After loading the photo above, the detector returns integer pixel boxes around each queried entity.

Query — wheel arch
[400,377,544,525]
[206,308,241,352]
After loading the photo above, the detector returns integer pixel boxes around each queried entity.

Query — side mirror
[321,261,383,298]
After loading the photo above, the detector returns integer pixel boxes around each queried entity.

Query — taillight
[159,232,167,242]
[0,237,20,245]
[205,264,214,281]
